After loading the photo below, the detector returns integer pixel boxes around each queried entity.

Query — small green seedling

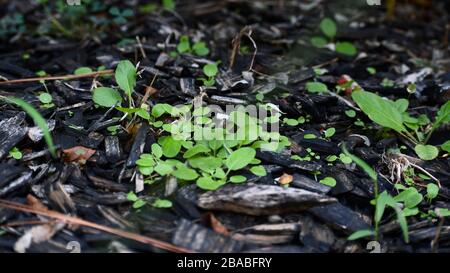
[127,192,146,209]
[176,35,210,56]
[199,63,219,87]
[310,17,357,56]
[109,7,133,25]
[9,147,22,160]
[38,92,54,108]
[344,146,410,243]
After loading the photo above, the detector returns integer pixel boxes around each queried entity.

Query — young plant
[176,35,210,56]
[92,59,136,110]
[352,90,450,161]
[199,63,219,87]
[109,7,134,25]
[343,146,409,243]
[9,147,22,160]
[38,92,54,108]
[134,104,290,191]
[310,17,357,56]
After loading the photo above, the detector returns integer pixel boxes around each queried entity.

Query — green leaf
[394,187,423,209]
[192,42,209,56]
[152,199,172,208]
[225,147,256,171]
[441,140,450,153]
[203,63,218,78]
[250,166,267,177]
[136,157,156,167]
[324,127,336,138]
[38,93,52,104]
[154,162,174,176]
[208,140,223,151]
[436,208,450,217]
[310,36,328,48]
[306,82,328,93]
[9,147,22,160]
[151,103,170,118]
[284,118,299,126]
[342,146,377,181]
[183,144,210,158]
[74,67,93,75]
[319,177,337,187]
[188,156,223,172]
[197,176,224,190]
[5,97,56,157]
[426,183,439,201]
[352,90,407,134]
[92,87,122,107]
[172,165,198,181]
[151,143,163,159]
[115,60,136,98]
[393,99,409,113]
[159,136,181,158]
[162,0,175,10]
[133,199,146,209]
[230,175,247,183]
[366,67,376,75]
[434,101,450,127]
[347,229,374,241]
[335,42,357,56]
[345,109,356,118]
[375,191,391,223]
[127,191,138,202]
[303,134,317,139]
[414,144,439,161]
[320,18,337,38]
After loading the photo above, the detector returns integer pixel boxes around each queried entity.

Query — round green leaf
[320,18,337,38]
[38,93,53,104]
[197,177,224,191]
[306,82,328,93]
[92,87,122,107]
[335,42,357,56]
[250,166,267,177]
[415,144,439,161]
[230,175,247,183]
[74,67,93,75]
[203,63,218,78]
[319,177,336,187]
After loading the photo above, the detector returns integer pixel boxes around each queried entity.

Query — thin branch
[0,70,114,85]
[0,199,192,253]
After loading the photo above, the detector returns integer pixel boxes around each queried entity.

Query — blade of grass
[1,97,56,157]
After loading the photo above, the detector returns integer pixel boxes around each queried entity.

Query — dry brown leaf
[63,146,96,163]
[206,213,229,236]
[278,173,293,185]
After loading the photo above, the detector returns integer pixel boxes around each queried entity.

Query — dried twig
[0,70,114,85]
[0,199,192,253]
